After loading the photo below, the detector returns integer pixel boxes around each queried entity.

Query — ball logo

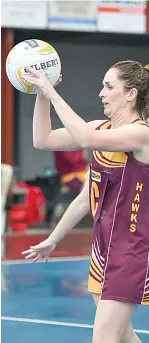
[27,59,59,73]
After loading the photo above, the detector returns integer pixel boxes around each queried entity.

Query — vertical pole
[1,28,14,165]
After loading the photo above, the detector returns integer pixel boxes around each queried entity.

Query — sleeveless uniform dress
[88,119,149,305]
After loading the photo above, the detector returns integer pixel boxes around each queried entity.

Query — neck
[110,109,139,129]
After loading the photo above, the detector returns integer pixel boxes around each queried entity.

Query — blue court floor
[1,258,149,343]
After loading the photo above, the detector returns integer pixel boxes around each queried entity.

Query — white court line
[1,316,93,328]
[1,316,149,335]
[1,256,90,265]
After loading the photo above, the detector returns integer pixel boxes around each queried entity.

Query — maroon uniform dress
[88,120,149,305]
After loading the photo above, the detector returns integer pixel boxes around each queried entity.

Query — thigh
[93,300,137,341]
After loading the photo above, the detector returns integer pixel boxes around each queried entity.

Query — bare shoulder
[87,119,107,129]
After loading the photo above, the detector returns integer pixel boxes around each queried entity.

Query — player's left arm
[83,124,149,152]
[53,98,149,151]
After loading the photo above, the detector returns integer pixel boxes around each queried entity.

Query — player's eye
[107,84,113,89]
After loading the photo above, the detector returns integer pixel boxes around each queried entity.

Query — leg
[91,293,141,343]
[121,321,142,343]
[92,299,137,343]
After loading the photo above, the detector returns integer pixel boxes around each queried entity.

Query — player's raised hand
[23,66,62,98]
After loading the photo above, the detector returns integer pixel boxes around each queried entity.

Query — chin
[104,109,111,118]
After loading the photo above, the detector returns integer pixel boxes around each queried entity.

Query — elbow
[80,142,92,150]
[79,138,92,150]
[33,140,45,149]
[79,142,88,149]
[78,130,93,150]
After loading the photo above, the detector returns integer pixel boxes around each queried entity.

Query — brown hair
[111,60,149,122]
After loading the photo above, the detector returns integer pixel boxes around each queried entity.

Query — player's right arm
[33,94,105,151]
[22,172,90,262]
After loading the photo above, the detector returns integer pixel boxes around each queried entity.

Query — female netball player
[22,60,149,343]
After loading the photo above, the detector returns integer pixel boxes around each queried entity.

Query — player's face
[99,68,129,118]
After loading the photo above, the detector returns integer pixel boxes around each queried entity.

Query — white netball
[5,39,61,94]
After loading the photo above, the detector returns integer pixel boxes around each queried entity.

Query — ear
[127,88,138,102]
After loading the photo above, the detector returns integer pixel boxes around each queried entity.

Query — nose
[99,88,104,98]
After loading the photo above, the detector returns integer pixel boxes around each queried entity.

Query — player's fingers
[25,252,37,259]
[30,244,41,249]
[59,74,62,82]
[32,254,42,263]
[22,76,38,85]
[24,66,41,77]
[30,244,43,251]
[54,74,62,87]
[45,256,49,263]
[22,249,33,255]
